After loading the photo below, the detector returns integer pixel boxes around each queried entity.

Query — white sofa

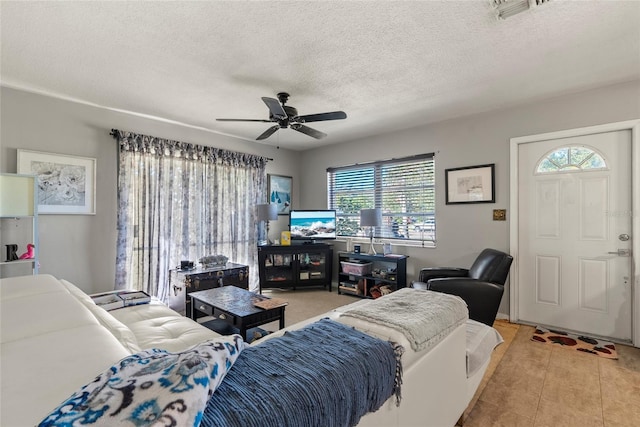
[0,274,502,426]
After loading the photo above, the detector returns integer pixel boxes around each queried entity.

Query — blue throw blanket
[201,318,403,427]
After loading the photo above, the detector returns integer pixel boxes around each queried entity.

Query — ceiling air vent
[493,0,551,19]
[493,0,530,19]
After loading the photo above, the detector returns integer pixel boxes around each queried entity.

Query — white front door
[517,130,632,341]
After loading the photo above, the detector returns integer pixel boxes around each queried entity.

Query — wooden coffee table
[189,286,286,341]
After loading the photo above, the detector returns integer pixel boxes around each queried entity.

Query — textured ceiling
[1,1,639,151]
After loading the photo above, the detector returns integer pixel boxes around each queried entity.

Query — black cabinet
[168,263,249,315]
[258,244,333,292]
[337,252,408,298]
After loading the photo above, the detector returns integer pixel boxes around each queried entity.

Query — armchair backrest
[468,248,513,285]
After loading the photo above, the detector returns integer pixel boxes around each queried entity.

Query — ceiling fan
[216,92,347,140]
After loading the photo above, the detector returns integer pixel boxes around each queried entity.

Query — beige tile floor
[461,321,640,427]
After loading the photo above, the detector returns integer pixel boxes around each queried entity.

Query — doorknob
[618,234,630,241]
[607,249,631,257]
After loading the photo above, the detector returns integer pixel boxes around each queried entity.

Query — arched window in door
[536,146,607,174]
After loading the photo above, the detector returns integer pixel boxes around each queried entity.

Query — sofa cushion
[1,289,100,344]
[61,276,219,353]
[57,279,142,353]
[0,274,67,301]
[111,303,222,352]
[1,324,131,427]
[86,304,142,353]
[59,278,99,307]
[39,335,245,427]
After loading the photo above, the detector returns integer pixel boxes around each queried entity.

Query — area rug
[531,326,618,359]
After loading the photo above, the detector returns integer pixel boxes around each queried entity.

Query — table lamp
[360,208,382,255]
[257,203,278,245]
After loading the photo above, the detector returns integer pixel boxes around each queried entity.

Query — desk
[168,263,248,315]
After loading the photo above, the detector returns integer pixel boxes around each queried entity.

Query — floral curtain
[113,130,268,302]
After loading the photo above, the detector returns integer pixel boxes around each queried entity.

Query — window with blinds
[327,153,436,244]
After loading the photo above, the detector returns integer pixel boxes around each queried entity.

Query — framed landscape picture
[268,174,292,215]
[17,150,96,214]
[445,163,495,204]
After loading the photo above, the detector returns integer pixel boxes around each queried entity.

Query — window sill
[334,237,436,249]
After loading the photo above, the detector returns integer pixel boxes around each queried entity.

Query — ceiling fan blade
[216,118,273,122]
[256,125,280,140]
[296,111,347,123]
[261,97,287,120]
[291,123,327,139]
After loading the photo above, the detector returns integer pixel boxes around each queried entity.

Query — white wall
[297,79,640,315]
[0,87,300,294]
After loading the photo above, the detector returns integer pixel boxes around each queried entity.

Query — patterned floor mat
[531,326,618,359]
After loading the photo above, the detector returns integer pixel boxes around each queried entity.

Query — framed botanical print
[17,150,96,214]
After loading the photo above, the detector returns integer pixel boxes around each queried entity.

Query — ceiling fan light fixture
[216,92,346,141]
[493,0,531,19]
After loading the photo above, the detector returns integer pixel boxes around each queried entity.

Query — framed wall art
[445,163,495,204]
[267,174,292,215]
[17,149,96,214]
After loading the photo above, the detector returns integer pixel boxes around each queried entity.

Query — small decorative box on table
[91,290,151,311]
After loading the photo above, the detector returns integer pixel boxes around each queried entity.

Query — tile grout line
[598,357,605,426]
[532,344,554,425]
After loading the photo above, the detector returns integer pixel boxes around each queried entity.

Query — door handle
[607,249,631,257]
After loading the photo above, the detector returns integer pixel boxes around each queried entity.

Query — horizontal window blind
[327,153,435,243]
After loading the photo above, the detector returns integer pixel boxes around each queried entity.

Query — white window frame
[327,153,436,246]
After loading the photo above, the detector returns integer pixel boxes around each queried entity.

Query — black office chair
[412,248,513,326]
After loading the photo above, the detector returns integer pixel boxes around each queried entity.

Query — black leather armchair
[412,248,513,326]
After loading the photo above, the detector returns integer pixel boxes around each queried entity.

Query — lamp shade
[257,203,278,221]
[360,208,382,227]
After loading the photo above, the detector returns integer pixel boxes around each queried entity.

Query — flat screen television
[289,209,337,242]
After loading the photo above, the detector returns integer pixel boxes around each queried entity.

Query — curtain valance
[111,129,270,168]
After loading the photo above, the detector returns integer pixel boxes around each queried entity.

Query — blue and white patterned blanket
[200,318,403,427]
[39,336,245,427]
